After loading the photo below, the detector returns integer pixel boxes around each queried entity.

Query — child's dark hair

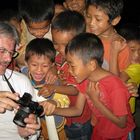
[18,0,54,23]
[25,38,56,63]
[0,8,22,22]
[117,23,140,42]
[0,8,21,22]
[51,10,86,35]
[86,0,124,22]
[65,33,104,66]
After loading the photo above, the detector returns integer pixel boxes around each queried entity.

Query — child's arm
[91,97,127,128]
[50,93,86,117]
[121,71,139,97]
[39,100,57,116]
[87,81,127,128]
[38,84,78,98]
[109,37,138,95]
[109,35,126,76]
[45,64,58,84]
[120,71,130,82]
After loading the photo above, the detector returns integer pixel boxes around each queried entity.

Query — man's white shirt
[0,69,38,140]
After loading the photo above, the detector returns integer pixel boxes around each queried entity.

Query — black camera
[13,92,44,127]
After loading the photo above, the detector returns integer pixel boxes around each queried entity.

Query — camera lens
[13,107,31,127]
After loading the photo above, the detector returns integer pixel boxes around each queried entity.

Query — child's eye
[96,18,102,22]
[130,48,136,52]
[43,65,49,67]
[86,14,91,19]
[31,64,37,66]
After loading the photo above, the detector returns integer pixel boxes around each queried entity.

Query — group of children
[1,0,140,139]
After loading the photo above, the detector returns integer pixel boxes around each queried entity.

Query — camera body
[13,92,44,127]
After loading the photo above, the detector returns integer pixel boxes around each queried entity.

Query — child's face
[127,40,140,64]
[27,55,52,82]
[66,53,90,83]
[27,20,50,38]
[52,29,74,57]
[86,5,111,36]
[64,0,86,14]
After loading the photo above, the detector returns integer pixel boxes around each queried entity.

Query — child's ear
[88,59,97,71]
[63,2,68,9]
[111,16,121,26]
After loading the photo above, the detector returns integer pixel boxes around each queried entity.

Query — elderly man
[0,22,40,140]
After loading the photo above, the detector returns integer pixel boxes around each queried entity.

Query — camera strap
[3,74,16,93]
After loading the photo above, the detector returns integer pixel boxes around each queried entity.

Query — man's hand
[0,91,19,113]
[18,114,40,138]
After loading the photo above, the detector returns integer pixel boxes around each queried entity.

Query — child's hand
[87,81,100,101]
[58,70,68,85]
[111,35,127,54]
[39,100,57,116]
[126,82,139,97]
[59,77,68,85]
[45,65,58,84]
[38,85,55,98]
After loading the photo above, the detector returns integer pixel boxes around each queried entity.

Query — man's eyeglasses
[0,47,19,58]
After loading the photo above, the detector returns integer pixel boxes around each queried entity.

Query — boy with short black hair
[86,0,129,75]
[39,10,92,140]
[17,0,55,70]
[50,32,136,140]
[85,0,138,103]
[24,38,70,140]
[116,23,140,114]
[18,0,54,39]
